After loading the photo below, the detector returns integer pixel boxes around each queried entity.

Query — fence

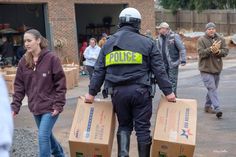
[155,9,236,35]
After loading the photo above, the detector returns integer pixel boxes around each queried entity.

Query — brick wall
[0,0,155,63]
[47,0,78,63]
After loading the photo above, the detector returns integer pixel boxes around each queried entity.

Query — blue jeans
[34,113,65,157]
[200,72,220,109]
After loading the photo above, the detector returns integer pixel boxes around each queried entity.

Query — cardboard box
[69,97,116,157]
[151,98,197,157]
[63,64,79,78]
[3,74,16,94]
[63,64,79,73]
[6,81,14,94]
[64,67,78,87]
[3,74,16,81]
[0,69,6,75]
[63,69,75,89]
[4,67,17,75]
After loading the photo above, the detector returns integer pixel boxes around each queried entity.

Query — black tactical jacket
[89,26,172,96]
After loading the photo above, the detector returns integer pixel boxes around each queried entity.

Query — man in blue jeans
[197,22,228,118]
[156,22,186,96]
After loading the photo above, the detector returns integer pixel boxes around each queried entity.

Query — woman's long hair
[24,29,48,69]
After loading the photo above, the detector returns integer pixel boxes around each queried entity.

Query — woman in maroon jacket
[11,29,66,157]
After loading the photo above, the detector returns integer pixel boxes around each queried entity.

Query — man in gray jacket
[156,22,186,96]
[197,22,228,118]
[0,75,13,157]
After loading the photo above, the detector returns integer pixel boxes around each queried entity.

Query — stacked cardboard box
[63,64,80,75]
[3,74,16,94]
[69,97,116,157]
[63,68,75,89]
[0,68,5,74]
[4,67,17,75]
[64,67,78,87]
[152,97,197,157]
[63,64,80,89]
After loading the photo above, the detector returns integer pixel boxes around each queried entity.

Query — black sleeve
[89,47,106,96]
[150,41,173,95]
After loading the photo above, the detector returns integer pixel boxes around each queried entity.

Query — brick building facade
[0,0,155,63]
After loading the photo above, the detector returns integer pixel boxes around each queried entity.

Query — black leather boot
[117,131,130,157]
[138,142,151,157]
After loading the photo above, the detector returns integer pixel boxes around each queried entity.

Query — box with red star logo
[151,97,197,157]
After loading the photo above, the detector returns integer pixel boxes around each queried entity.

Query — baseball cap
[156,22,170,29]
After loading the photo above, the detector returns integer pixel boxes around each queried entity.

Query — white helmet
[119,7,141,29]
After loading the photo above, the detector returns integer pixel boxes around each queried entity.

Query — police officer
[85,8,176,157]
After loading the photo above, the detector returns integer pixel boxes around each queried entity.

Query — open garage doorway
[75,4,127,55]
[0,3,48,37]
[0,3,51,65]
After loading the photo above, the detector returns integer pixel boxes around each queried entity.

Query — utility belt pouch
[102,87,114,98]
[102,89,108,98]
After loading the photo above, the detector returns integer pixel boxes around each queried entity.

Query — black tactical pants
[111,84,152,143]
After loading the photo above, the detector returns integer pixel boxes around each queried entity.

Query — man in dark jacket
[156,22,186,96]
[197,22,228,118]
[85,7,176,157]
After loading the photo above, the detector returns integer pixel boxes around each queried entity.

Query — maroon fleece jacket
[11,49,66,115]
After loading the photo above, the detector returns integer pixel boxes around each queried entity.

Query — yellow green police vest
[105,50,143,67]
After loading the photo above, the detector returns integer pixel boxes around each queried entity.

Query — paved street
[12,49,236,157]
